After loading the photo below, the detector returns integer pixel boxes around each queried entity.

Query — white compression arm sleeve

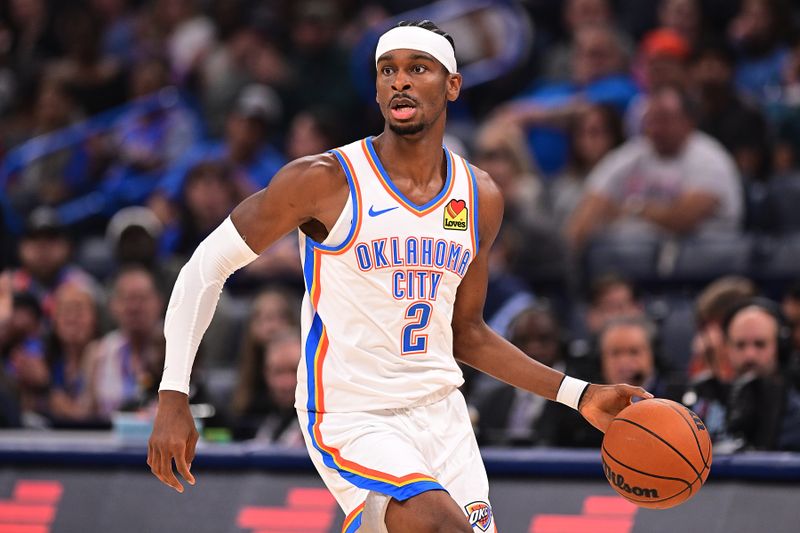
[159,217,259,394]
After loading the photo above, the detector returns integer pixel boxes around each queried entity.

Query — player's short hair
[394,19,456,56]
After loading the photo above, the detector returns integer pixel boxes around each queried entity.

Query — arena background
[2,0,800,532]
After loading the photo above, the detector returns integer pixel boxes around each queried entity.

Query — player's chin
[388,120,425,136]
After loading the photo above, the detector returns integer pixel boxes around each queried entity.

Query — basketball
[601,398,712,509]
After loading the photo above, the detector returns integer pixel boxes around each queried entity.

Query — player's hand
[578,384,653,433]
[147,390,199,493]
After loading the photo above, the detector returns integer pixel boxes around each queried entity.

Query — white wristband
[556,376,590,411]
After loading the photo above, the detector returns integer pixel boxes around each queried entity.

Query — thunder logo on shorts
[464,501,492,531]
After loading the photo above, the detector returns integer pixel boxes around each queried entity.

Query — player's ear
[446,73,462,102]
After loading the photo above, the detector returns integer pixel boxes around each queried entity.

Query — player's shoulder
[275,152,348,193]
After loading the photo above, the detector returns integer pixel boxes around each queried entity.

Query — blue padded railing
[0,87,190,233]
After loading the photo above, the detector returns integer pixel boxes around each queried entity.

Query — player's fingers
[185,431,198,465]
[619,384,653,400]
[175,450,195,486]
[161,449,184,493]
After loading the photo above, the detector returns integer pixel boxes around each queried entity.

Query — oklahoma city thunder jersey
[295,136,480,413]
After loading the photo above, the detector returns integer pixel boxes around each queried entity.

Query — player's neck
[374,126,446,187]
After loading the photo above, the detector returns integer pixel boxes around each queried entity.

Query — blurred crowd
[2,0,800,452]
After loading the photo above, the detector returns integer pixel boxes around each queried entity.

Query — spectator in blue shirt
[492,25,638,176]
[149,83,284,224]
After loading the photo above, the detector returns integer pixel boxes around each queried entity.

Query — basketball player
[148,20,652,532]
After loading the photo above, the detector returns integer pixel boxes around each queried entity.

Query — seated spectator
[728,0,794,106]
[690,39,771,181]
[286,107,347,160]
[0,292,48,420]
[235,330,304,446]
[494,24,637,176]
[541,0,615,83]
[105,206,165,279]
[472,122,544,232]
[150,84,285,224]
[626,28,691,135]
[566,85,742,250]
[45,281,100,424]
[781,282,800,388]
[0,273,21,426]
[657,0,703,51]
[549,104,625,229]
[585,273,644,336]
[158,161,240,260]
[685,299,800,451]
[475,305,598,447]
[11,208,95,319]
[598,316,684,400]
[87,266,165,420]
[688,276,757,381]
[230,287,301,422]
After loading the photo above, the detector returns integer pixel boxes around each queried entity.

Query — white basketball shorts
[297,387,496,532]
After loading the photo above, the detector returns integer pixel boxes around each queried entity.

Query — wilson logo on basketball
[602,459,659,499]
[687,409,707,431]
[464,501,492,531]
[443,199,468,231]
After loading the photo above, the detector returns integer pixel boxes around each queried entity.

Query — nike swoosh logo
[368,205,399,217]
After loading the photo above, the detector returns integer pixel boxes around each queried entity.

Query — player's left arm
[451,166,652,432]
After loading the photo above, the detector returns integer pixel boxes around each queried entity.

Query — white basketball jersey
[296,137,480,413]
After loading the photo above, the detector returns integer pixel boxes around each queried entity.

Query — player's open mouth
[390,98,417,120]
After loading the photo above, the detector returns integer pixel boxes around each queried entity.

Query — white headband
[375,26,457,74]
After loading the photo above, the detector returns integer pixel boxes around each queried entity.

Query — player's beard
[389,121,425,136]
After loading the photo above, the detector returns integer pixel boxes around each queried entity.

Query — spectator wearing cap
[566,85,743,250]
[690,40,771,181]
[150,83,285,224]
[626,28,692,135]
[106,206,164,272]
[11,208,95,319]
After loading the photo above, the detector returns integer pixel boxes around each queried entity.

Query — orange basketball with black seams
[601,398,712,509]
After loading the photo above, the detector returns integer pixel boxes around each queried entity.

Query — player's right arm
[148,153,347,493]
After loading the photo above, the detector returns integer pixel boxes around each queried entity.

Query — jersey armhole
[307,149,361,253]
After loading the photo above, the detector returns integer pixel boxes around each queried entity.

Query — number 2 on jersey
[401,301,432,355]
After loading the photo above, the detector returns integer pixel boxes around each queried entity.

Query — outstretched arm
[148,154,348,492]
[451,166,651,430]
